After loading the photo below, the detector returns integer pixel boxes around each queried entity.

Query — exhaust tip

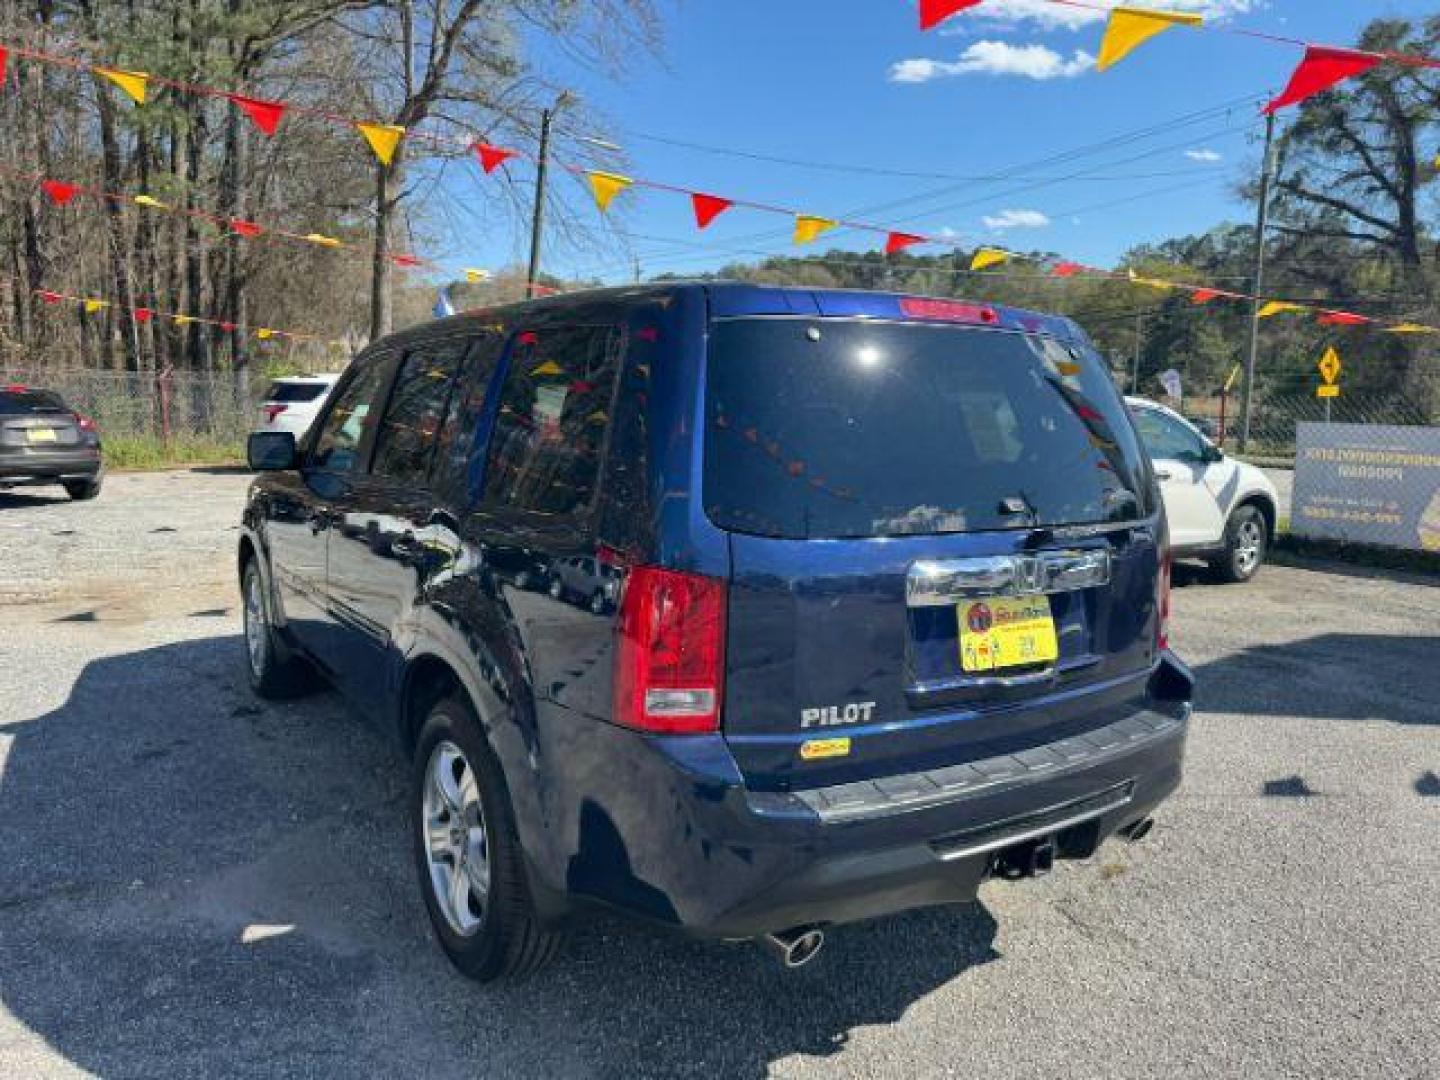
[1121,817,1155,843]
[762,926,826,969]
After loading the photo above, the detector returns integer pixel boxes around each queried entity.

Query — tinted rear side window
[1,389,68,414]
[431,329,506,506]
[264,381,329,404]
[371,341,466,485]
[704,318,1151,539]
[482,326,621,517]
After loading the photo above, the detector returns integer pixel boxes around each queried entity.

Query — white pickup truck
[1128,397,1280,583]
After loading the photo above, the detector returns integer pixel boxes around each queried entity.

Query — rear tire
[242,559,316,698]
[412,695,563,982]
[1210,505,1267,584]
[63,478,101,501]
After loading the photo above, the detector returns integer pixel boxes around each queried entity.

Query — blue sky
[436,0,1435,286]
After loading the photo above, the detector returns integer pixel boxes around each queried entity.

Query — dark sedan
[0,385,104,500]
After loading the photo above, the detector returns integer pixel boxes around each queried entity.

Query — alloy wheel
[243,568,267,679]
[421,741,491,937]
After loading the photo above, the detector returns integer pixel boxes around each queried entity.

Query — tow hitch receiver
[993,838,1057,881]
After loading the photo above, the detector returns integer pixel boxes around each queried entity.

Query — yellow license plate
[958,596,1058,673]
[27,428,57,443]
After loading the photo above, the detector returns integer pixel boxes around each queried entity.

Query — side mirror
[1203,443,1225,464]
[247,431,298,471]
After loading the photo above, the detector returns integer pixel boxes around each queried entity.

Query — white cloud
[1185,148,1223,162]
[983,208,1051,230]
[935,0,1258,33]
[890,40,1095,83]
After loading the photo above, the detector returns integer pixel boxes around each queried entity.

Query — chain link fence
[2,366,279,444]
[1170,369,1440,465]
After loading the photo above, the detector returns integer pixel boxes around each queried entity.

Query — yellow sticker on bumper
[800,737,851,761]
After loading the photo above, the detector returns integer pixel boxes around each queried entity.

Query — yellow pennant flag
[971,247,1010,271]
[303,232,342,248]
[463,268,488,283]
[1385,323,1438,334]
[587,171,633,213]
[531,360,564,377]
[356,122,405,166]
[83,299,108,314]
[256,328,275,340]
[95,67,150,104]
[793,215,837,245]
[1097,8,1204,72]
[1128,270,1176,290]
[1258,300,1305,318]
[133,194,167,210]
[173,315,195,326]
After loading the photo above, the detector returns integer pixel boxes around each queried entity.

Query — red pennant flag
[229,219,263,237]
[691,193,733,230]
[389,252,423,267]
[1190,288,1221,304]
[885,232,925,255]
[0,46,8,87]
[474,142,517,174]
[219,321,237,333]
[1051,261,1085,278]
[38,290,64,305]
[133,307,153,323]
[1318,311,1371,326]
[1265,46,1382,114]
[919,0,983,31]
[228,93,286,137]
[40,180,80,207]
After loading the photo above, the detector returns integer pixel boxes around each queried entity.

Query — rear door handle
[1154,469,1174,481]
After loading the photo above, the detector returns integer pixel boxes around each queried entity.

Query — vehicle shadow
[1188,632,1439,726]
[0,490,69,509]
[0,635,999,1077]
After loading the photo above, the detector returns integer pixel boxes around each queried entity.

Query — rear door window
[704,318,1151,539]
[481,326,622,517]
[431,329,507,505]
[370,341,466,486]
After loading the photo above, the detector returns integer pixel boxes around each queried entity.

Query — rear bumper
[0,449,102,484]
[706,705,1185,937]
[531,658,1192,938]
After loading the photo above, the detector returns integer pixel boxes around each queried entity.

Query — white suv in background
[1128,397,1279,583]
[254,375,340,439]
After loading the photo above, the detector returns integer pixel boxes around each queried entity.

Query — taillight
[1157,548,1172,652]
[613,566,726,734]
[73,411,98,433]
[263,404,288,424]
[899,297,999,325]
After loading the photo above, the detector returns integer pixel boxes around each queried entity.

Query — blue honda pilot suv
[240,283,1192,980]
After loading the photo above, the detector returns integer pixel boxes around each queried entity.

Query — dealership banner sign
[1292,423,1440,551]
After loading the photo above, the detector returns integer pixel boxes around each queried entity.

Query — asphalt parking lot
[1,470,1436,1079]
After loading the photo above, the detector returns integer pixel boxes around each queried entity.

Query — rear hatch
[704,314,1162,791]
[0,389,81,452]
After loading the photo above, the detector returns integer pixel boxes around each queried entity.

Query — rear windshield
[0,389,68,415]
[704,318,1152,539]
[264,380,329,403]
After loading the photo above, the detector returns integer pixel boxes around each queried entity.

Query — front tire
[1211,505,1268,584]
[412,696,562,981]
[64,478,102,501]
[242,559,315,698]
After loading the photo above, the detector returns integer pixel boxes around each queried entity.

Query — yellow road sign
[1317,384,1340,399]
[1318,347,1342,385]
